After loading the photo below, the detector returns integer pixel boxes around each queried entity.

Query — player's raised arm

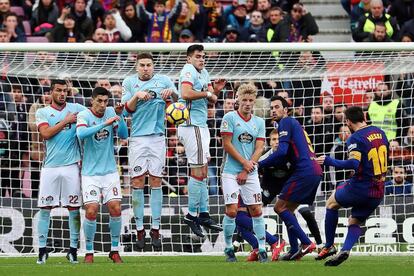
[37,110,77,140]
[181,81,216,101]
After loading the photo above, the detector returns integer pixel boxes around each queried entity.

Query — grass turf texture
[0,256,413,276]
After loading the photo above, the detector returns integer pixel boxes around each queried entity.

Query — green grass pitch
[0,256,413,276]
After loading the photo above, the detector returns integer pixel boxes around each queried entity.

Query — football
[166,102,189,125]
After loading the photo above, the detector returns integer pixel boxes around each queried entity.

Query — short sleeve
[220,114,234,136]
[121,78,133,104]
[76,111,89,128]
[346,135,362,161]
[257,118,266,141]
[35,109,49,129]
[180,65,195,86]
[277,118,292,143]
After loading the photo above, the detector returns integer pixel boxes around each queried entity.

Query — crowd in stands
[342,0,414,42]
[0,0,320,43]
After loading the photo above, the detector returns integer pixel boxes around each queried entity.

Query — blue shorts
[335,182,383,222]
[278,174,321,205]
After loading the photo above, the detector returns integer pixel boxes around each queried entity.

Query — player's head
[50,79,68,106]
[236,83,257,116]
[136,52,154,81]
[392,165,406,184]
[269,129,279,150]
[344,106,365,132]
[270,95,288,122]
[91,87,111,115]
[186,44,205,71]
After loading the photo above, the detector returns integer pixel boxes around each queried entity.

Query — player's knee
[85,206,98,220]
[131,176,145,189]
[274,201,287,214]
[149,176,162,188]
[248,205,262,217]
[225,205,238,218]
[108,202,121,217]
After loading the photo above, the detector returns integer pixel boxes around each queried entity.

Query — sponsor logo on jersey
[279,131,288,137]
[238,132,253,143]
[94,129,109,141]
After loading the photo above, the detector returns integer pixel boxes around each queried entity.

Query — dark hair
[0,27,7,33]
[136,52,153,61]
[154,0,166,5]
[187,44,204,57]
[334,103,347,110]
[270,95,288,108]
[92,87,110,98]
[50,79,67,90]
[344,106,365,123]
[375,22,386,28]
[269,6,283,13]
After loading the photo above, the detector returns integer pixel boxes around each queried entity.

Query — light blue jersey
[122,74,177,137]
[76,107,123,176]
[178,63,211,127]
[35,103,86,168]
[220,111,266,175]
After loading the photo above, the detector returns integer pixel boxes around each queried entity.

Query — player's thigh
[178,126,209,166]
[38,167,62,207]
[240,174,263,206]
[101,172,123,205]
[147,135,166,178]
[81,175,102,205]
[60,164,82,207]
[279,174,321,205]
[128,137,151,178]
[221,173,240,205]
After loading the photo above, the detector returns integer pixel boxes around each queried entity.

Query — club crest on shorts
[134,166,142,173]
[90,190,97,196]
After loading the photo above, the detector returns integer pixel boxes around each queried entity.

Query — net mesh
[1,45,414,255]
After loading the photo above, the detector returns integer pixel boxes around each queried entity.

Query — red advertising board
[321,62,384,105]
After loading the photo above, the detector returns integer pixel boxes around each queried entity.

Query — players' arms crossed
[258,141,289,168]
[161,88,178,102]
[125,91,152,113]
[38,112,77,140]
[77,116,126,140]
[315,153,360,171]
[251,139,266,164]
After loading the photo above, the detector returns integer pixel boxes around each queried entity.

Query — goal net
[0,43,413,256]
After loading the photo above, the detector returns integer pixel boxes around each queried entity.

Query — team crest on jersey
[95,129,109,141]
[134,166,142,172]
[238,132,253,143]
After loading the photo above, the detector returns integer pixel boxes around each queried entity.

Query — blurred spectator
[257,0,271,21]
[178,28,194,42]
[31,0,59,35]
[333,104,347,133]
[47,12,85,42]
[399,17,414,41]
[248,10,264,37]
[0,0,10,23]
[200,0,224,42]
[109,83,122,106]
[285,2,318,42]
[351,0,370,31]
[385,165,413,195]
[259,6,288,42]
[394,68,414,115]
[352,0,399,42]
[328,125,352,189]
[222,24,240,42]
[138,0,181,42]
[388,0,414,27]
[92,27,106,42]
[363,22,393,42]
[223,0,250,41]
[322,94,334,121]
[402,125,414,152]
[3,12,26,42]
[0,26,8,43]
[70,0,94,39]
[305,106,334,154]
[389,139,411,161]
[171,0,198,42]
[245,0,256,17]
[95,77,111,90]
[102,10,132,42]
[367,81,409,141]
[121,1,146,42]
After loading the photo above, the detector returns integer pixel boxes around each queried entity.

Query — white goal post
[0,42,413,256]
